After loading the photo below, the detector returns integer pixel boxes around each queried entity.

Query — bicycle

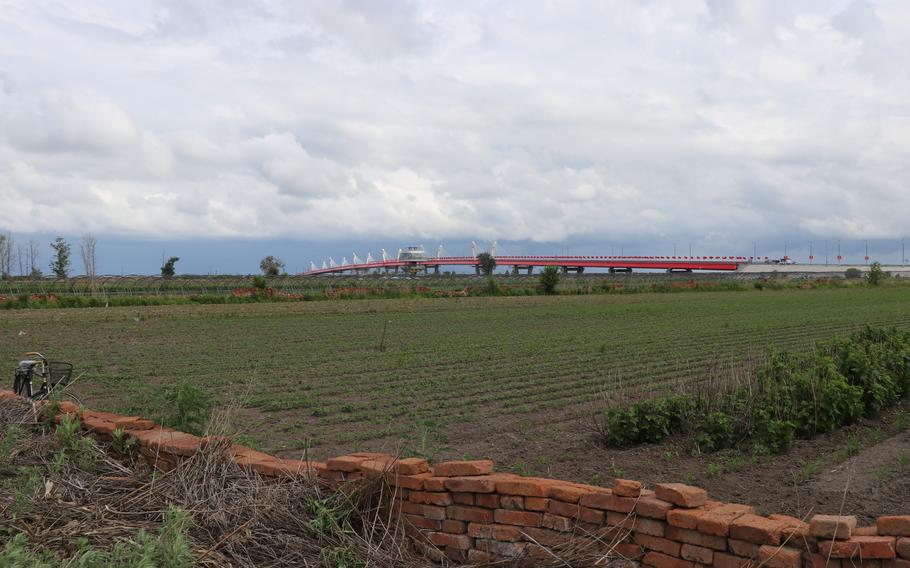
[12,352,83,406]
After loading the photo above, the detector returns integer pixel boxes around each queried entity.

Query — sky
[1,1,909,274]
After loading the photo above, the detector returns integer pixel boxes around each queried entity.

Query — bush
[539,266,560,295]
[600,326,910,454]
[155,382,212,436]
[697,412,737,452]
[868,262,884,286]
[845,267,862,279]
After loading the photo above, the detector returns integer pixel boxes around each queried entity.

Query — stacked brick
[3,389,909,567]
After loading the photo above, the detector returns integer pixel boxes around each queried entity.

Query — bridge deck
[303,255,749,275]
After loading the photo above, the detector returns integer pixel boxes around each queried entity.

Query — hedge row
[599,326,910,453]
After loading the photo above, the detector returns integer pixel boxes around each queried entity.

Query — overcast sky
[1,1,909,273]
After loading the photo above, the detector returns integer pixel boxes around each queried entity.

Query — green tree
[476,252,496,275]
[539,266,560,294]
[867,261,884,286]
[161,256,180,279]
[259,255,285,277]
[49,237,71,279]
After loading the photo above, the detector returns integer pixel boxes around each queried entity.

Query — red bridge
[302,255,751,276]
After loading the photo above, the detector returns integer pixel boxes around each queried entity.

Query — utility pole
[864,240,869,264]
[809,241,813,264]
[837,240,842,264]
[784,241,788,261]
[903,238,906,266]
[753,241,757,260]
[825,240,828,265]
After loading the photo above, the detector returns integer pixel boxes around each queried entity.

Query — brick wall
[3,389,909,567]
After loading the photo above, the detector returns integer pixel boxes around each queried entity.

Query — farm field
[2,286,910,517]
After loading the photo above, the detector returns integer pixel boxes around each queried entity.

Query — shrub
[539,266,560,295]
[697,412,737,452]
[868,262,884,286]
[155,382,212,435]
[845,267,862,279]
[599,326,910,454]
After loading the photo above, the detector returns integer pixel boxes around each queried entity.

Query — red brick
[422,477,447,491]
[655,483,708,508]
[665,526,728,551]
[549,483,609,503]
[577,506,606,524]
[475,493,500,509]
[682,543,715,564]
[433,459,494,477]
[447,505,494,524]
[409,491,453,506]
[698,504,757,536]
[444,476,497,493]
[422,504,447,520]
[769,514,810,541]
[898,538,910,559]
[444,547,468,563]
[730,514,785,545]
[760,545,803,568]
[467,523,523,542]
[632,517,668,538]
[390,457,429,475]
[879,518,910,537]
[427,531,472,550]
[440,519,464,534]
[495,509,542,527]
[857,527,881,537]
[615,542,646,560]
[474,538,528,556]
[819,537,896,560]
[501,495,524,510]
[579,491,637,513]
[542,513,573,532]
[638,496,674,519]
[404,514,440,530]
[808,552,842,568]
[644,550,697,568]
[519,526,571,547]
[467,549,493,563]
[495,478,554,497]
[635,533,682,556]
[614,478,643,497]
[548,499,579,518]
[728,538,758,557]
[810,515,857,540]
[391,471,433,490]
[525,497,549,512]
[669,507,713,530]
[714,552,753,568]
[607,511,636,530]
[452,492,474,505]
[326,453,388,472]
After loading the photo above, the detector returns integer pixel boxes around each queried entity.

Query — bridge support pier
[475,265,480,275]
[434,265,439,274]
[609,267,632,274]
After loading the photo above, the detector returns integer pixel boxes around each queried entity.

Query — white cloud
[0,0,908,247]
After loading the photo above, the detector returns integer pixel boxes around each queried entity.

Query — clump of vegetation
[598,326,910,454]
[539,266,560,295]
[867,261,884,286]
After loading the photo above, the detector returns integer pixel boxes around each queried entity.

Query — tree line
[0,233,289,281]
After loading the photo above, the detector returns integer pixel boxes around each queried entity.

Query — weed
[610,460,624,479]
[707,463,722,477]
[792,459,823,484]
[0,424,20,473]
[56,415,95,470]
[897,451,910,471]
[728,454,744,472]
[111,428,138,460]
[836,434,862,462]
[588,472,603,486]
[684,472,696,485]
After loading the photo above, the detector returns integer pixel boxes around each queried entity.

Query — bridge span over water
[302,254,751,276]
